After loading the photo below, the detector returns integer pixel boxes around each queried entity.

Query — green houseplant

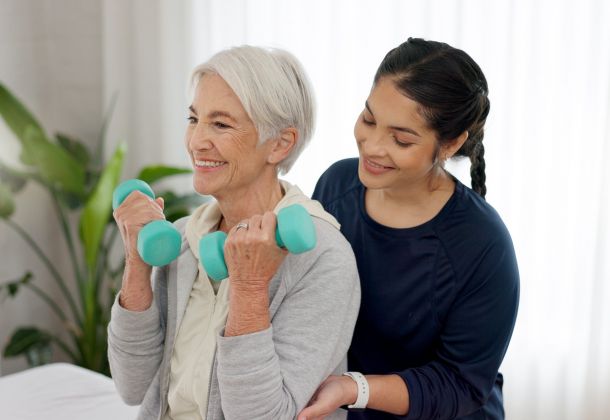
[0,83,205,375]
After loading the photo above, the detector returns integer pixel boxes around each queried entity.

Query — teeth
[367,159,386,169]
[195,160,225,168]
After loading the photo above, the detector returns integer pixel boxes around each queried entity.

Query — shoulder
[283,217,359,290]
[312,158,361,206]
[444,182,513,246]
[439,182,519,283]
[312,217,355,257]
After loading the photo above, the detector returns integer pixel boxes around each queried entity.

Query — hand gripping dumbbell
[199,204,317,281]
[112,179,182,266]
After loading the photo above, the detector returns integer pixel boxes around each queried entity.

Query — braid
[470,141,486,198]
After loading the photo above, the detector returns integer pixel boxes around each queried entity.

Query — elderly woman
[108,46,360,420]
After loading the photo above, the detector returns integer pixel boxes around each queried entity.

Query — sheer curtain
[102,1,610,418]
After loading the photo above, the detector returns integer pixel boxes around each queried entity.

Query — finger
[121,190,152,207]
[248,214,263,231]
[230,220,249,236]
[118,191,161,217]
[156,197,164,210]
[260,211,277,233]
[298,404,322,420]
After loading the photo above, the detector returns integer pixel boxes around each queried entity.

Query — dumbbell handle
[200,204,316,281]
[113,179,182,267]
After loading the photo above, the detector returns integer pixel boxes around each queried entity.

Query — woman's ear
[267,127,298,165]
[442,130,469,160]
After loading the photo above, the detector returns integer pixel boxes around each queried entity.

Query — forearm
[224,284,270,336]
[367,374,409,415]
[340,374,409,415]
[118,256,153,311]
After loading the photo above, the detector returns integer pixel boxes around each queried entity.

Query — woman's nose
[189,123,213,150]
[361,129,387,155]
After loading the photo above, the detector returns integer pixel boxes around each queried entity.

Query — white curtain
[102,1,610,418]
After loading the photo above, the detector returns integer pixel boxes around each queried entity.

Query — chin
[193,178,215,197]
[357,163,386,190]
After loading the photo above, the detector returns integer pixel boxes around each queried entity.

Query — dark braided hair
[374,38,490,198]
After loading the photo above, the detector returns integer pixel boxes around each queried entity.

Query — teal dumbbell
[112,179,182,266]
[199,204,316,281]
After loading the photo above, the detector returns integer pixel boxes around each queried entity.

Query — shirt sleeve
[399,235,519,419]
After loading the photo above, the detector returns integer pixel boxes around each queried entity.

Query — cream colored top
[163,181,339,420]
[164,203,228,420]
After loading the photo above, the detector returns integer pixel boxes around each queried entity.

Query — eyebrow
[188,106,237,123]
[365,101,421,137]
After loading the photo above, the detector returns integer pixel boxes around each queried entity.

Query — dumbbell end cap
[200,231,229,281]
[138,220,182,266]
[113,179,155,210]
[277,204,317,254]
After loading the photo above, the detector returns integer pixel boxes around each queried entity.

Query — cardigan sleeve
[214,219,361,419]
[107,265,167,405]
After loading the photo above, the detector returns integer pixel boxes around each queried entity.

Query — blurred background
[0,0,609,419]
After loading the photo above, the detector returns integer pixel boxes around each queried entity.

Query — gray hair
[190,45,316,174]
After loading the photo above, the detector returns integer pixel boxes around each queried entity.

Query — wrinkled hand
[112,191,165,265]
[224,211,288,289]
[297,375,357,420]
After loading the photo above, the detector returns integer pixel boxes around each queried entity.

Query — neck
[217,172,284,233]
[365,168,455,229]
[379,168,453,206]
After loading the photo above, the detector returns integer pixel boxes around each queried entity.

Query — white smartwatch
[342,371,369,411]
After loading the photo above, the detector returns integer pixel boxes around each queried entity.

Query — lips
[361,157,394,175]
[193,158,227,172]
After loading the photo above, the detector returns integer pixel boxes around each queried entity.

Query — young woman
[299,38,519,420]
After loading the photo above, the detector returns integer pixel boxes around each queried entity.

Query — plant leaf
[160,191,208,208]
[156,191,208,222]
[79,143,126,271]
[93,92,118,170]
[136,165,192,185]
[19,126,86,196]
[0,161,30,192]
[0,272,32,300]
[3,327,51,358]
[0,181,15,218]
[0,84,86,196]
[26,343,53,367]
[56,133,91,167]
[0,83,45,143]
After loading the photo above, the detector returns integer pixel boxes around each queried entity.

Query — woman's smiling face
[185,73,274,199]
[354,77,441,192]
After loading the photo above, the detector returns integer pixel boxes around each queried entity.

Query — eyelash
[362,115,375,126]
[394,139,412,148]
[186,117,232,130]
[362,115,412,148]
[213,121,231,129]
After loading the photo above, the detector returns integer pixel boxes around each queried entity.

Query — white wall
[0,0,103,375]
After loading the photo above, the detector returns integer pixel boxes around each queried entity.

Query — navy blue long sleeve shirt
[312,158,519,420]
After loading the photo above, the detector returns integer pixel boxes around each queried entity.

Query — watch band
[343,371,369,410]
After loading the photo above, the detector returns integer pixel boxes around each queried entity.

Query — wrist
[119,257,153,311]
[118,288,152,311]
[342,372,370,410]
[225,285,270,336]
[341,375,359,406]
[229,275,271,293]
[125,247,147,268]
